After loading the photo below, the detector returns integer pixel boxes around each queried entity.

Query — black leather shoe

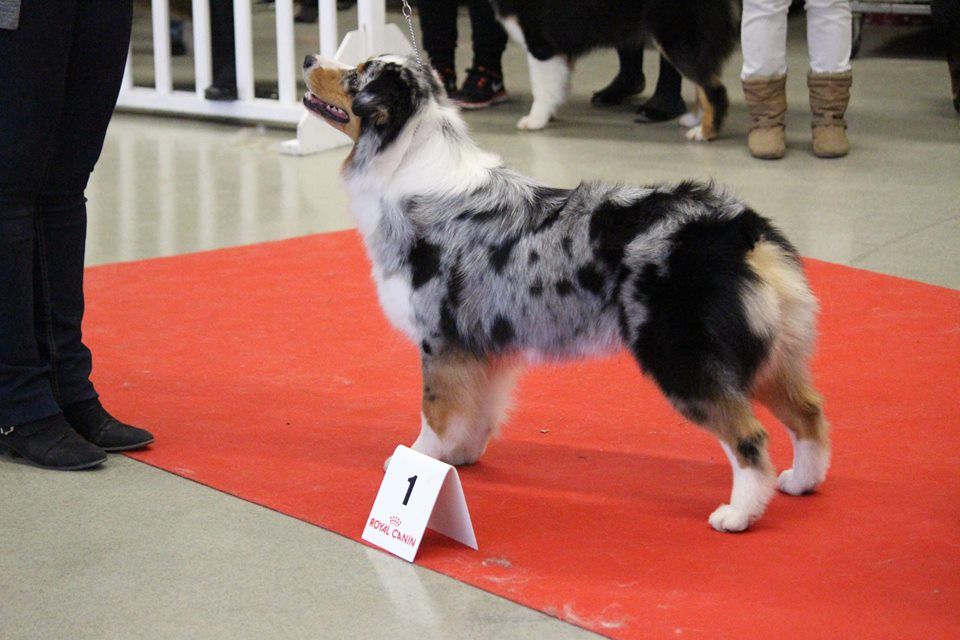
[63,399,154,452]
[0,415,107,470]
[635,94,687,123]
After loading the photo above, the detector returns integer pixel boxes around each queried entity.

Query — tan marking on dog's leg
[684,85,717,142]
[410,351,521,467]
[690,397,776,532]
[758,369,831,496]
[698,86,716,139]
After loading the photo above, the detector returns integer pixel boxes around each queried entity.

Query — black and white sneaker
[454,67,508,110]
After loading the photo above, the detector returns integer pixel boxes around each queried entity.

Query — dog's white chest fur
[371,264,418,341]
[345,184,419,343]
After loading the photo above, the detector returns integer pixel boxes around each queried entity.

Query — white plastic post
[151,0,173,94]
[192,0,213,97]
[233,0,256,102]
[319,0,338,59]
[357,0,386,57]
[275,0,297,105]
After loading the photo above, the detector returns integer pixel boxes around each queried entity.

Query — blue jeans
[0,0,132,425]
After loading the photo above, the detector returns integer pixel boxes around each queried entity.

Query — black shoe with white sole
[63,398,154,452]
[0,415,107,470]
[454,67,508,110]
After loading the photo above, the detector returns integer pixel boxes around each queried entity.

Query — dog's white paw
[685,125,712,142]
[678,111,701,128]
[517,113,550,130]
[709,504,752,533]
[778,468,821,496]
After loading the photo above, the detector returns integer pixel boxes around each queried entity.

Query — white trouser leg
[741,0,792,79]
[806,0,852,73]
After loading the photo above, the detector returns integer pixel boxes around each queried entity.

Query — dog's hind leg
[649,40,729,141]
[405,350,521,467]
[747,240,831,495]
[517,53,572,130]
[757,369,831,496]
[684,80,728,141]
[675,396,777,532]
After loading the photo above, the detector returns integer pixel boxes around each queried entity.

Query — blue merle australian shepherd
[302,53,830,532]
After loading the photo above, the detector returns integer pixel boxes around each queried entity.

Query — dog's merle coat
[385,173,795,403]
[303,55,832,532]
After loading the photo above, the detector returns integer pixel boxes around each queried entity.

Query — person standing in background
[418,0,509,109]
[741,0,853,159]
[0,1,154,470]
[931,0,960,114]
[205,0,238,100]
[296,0,357,24]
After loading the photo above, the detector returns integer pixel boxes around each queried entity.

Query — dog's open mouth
[303,92,350,124]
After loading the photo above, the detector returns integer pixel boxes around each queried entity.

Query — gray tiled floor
[2,8,958,640]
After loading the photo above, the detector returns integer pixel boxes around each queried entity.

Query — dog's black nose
[303,54,318,70]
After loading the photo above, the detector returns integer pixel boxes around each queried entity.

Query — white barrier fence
[116,0,411,155]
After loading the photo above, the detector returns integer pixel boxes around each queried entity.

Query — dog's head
[302,54,442,151]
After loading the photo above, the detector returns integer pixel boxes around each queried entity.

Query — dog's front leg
[392,350,519,469]
[517,54,572,130]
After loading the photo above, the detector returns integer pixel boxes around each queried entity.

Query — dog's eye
[349,74,359,90]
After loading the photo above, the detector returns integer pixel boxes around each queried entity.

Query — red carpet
[84,232,959,639]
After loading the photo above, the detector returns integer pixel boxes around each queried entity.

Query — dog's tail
[645,0,738,76]
[696,0,739,69]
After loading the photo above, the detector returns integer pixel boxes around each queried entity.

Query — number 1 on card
[403,475,417,506]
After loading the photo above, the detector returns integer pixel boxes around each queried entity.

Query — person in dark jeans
[0,1,154,470]
[295,0,356,23]
[419,0,509,109]
[205,0,238,100]
[932,0,960,113]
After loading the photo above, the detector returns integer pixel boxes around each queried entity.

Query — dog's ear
[351,67,412,126]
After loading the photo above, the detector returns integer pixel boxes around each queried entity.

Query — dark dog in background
[488,0,738,140]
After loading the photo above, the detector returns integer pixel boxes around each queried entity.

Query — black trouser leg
[210,0,236,88]
[592,45,646,106]
[36,0,132,408]
[467,0,507,73]
[650,55,683,103]
[1,4,78,425]
[635,55,686,121]
[0,1,132,426]
[418,0,459,70]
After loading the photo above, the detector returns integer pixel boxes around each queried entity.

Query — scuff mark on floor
[545,603,630,630]
[482,556,513,568]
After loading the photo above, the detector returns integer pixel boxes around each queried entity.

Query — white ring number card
[362,445,478,562]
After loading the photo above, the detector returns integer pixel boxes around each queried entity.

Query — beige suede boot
[808,71,852,158]
[742,75,787,160]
